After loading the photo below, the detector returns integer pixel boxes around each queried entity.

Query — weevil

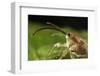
[33,22,88,59]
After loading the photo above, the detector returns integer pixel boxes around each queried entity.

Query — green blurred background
[28,15,88,61]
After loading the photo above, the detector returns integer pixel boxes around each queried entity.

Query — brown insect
[67,32,88,58]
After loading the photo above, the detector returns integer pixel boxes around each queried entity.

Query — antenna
[33,22,66,36]
[33,27,66,36]
[46,22,66,34]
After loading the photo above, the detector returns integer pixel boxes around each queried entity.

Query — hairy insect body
[67,32,88,58]
[54,33,88,59]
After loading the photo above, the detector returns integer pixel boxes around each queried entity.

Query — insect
[33,22,88,59]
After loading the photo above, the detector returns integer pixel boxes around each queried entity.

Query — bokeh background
[28,15,88,60]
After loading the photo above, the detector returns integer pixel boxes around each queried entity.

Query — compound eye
[68,33,71,37]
